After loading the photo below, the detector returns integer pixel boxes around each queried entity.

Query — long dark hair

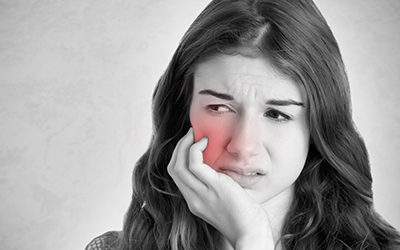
[118,0,400,249]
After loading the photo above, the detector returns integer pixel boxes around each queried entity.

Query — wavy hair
[118,0,400,249]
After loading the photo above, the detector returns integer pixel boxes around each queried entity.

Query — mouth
[220,169,265,188]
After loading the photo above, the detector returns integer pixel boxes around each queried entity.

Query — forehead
[193,53,307,103]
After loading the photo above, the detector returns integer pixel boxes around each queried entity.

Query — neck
[261,186,294,245]
[220,186,294,250]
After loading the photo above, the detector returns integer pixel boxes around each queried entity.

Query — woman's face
[189,53,310,205]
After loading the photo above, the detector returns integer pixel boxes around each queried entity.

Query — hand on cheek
[192,121,230,169]
[167,128,273,249]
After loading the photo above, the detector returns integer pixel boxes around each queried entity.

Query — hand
[167,128,275,249]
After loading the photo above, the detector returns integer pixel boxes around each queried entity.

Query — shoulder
[85,231,120,250]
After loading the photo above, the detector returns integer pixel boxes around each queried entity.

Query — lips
[220,168,265,188]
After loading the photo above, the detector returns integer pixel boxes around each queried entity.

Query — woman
[86,0,400,249]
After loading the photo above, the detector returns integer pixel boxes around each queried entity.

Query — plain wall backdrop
[0,0,399,249]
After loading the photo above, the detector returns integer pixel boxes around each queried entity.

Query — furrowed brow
[198,89,234,100]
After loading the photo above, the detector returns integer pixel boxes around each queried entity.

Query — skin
[168,52,310,249]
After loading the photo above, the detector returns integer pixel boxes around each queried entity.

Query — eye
[264,109,291,123]
[207,105,233,114]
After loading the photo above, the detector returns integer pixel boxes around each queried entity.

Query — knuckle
[167,160,176,174]
[188,200,203,215]
[167,164,172,175]
[188,160,196,172]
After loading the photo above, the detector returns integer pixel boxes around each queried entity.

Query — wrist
[234,214,275,250]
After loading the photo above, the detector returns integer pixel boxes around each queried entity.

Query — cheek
[190,110,231,168]
[270,128,309,175]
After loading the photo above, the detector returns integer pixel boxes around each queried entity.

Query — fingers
[189,136,207,166]
[189,136,222,186]
[167,127,193,175]
[167,128,265,237]
[168,128,208,194]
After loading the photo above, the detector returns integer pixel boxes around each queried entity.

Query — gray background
[0,0,399,249]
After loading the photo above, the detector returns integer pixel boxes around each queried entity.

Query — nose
[226,113,263,160]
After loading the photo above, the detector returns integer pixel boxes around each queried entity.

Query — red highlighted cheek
[190,114,230,169]
[195,127,226,168]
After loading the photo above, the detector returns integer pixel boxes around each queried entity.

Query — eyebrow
[198,89,234,100]
[198,89,305,107]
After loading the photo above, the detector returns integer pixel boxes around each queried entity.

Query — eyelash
[206,105,292,123]
[264,109,291,123]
